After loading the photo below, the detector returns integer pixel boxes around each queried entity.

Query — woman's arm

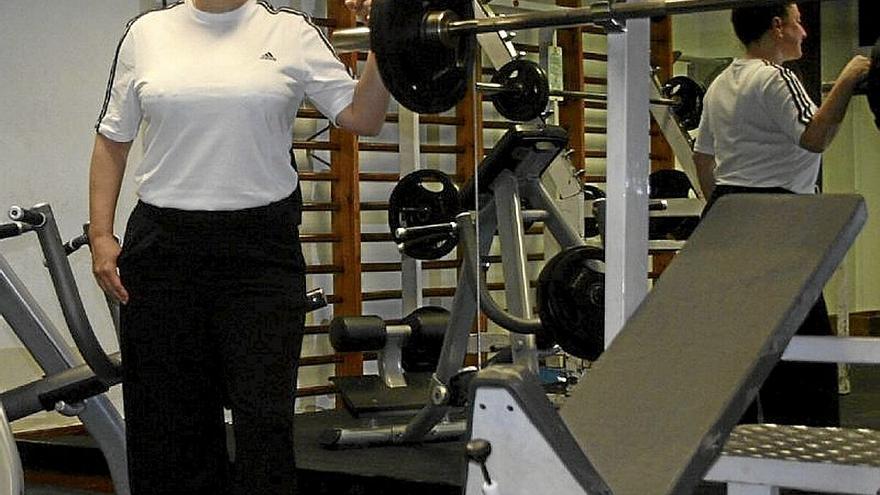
[89,133,132,304]
[335,51,390,136]
[334,0,390,136]
[800,55,870,153]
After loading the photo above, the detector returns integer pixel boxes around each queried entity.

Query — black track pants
[118,197,306,495]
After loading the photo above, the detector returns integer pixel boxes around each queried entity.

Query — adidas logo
[259,51,276,61]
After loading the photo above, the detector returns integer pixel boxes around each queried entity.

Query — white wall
[0,1,145,425]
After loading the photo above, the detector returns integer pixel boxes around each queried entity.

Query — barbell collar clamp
[424,10,461,49]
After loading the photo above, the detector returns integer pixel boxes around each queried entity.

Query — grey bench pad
[560,194,866,495]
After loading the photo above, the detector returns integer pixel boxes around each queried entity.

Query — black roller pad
[561,194,866,495]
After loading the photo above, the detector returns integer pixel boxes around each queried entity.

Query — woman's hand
[90,233,129,305]
[344,0,372,23]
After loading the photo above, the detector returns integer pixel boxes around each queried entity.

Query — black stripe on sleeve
[256,1,356,79]
[94,3,183,132]
[767,61,814,126]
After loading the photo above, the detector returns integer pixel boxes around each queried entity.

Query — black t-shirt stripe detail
[95,2,183,134]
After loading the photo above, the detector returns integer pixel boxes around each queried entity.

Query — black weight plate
[370,0,475,115]
[388,169,461,260]
[868,36,880,130]
[662,75,705,131]
[536,245,605,360]
[490,59,550,122]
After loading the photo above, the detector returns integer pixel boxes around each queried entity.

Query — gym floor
[18,365,880,495]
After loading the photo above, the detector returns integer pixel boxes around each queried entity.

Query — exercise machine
[464,193,866,494]
[0,204,128,494]
[322,124,602,447]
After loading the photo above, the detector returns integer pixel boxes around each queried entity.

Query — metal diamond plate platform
[723,424,880,467]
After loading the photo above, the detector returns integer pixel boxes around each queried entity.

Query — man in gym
[693,2,869,426]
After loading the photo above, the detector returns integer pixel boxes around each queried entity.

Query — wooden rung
[300,233,341,243]
[579,175,606,183]
[296,109,464,126]
[359,172,465,182]
[296,108,325,119]
[292,140,339,151]
[303,202,339,212]
[389,114,464,126]
[361,232,392,242]
[362,287,456,301]
[300,355,340,367]
[359,172,400,182]
[305,324,329,335]
[360,201,388,211]
[362,259,462,272]
[482,120,519,129]
[295,385,336,398]
[305,264,344,274]
[298,171,337,182]
[359,143,465,154]
[582,150,667,161]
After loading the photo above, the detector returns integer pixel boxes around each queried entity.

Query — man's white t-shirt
[96,0,357,210]
[694,58,821,194]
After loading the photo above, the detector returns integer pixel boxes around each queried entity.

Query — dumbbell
[329,306,450,388]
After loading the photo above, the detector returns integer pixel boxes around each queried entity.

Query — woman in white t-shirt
[88,1,387,493]
[693,2,868,428]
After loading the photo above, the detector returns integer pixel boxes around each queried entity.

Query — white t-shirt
[96,0,357,210]
[694,58,820,194]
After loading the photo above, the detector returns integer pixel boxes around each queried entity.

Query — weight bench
[465,193,867,495]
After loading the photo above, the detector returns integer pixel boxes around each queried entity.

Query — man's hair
[731,2,795,46]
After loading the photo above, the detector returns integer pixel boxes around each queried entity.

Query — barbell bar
[331,0,805,117]
[476,82,678,106]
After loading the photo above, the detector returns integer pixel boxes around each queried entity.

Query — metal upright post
[399,107,423,315]
[604,14,651,345]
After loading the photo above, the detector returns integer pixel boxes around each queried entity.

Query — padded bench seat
[705,424,880,494]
